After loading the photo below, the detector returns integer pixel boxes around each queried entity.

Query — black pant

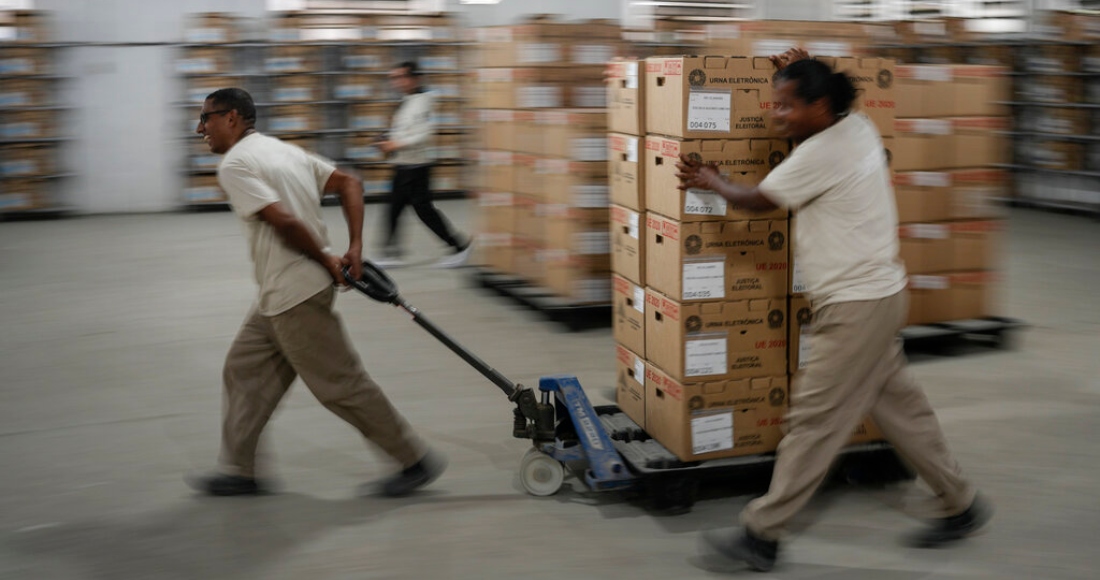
[383,164,463,255]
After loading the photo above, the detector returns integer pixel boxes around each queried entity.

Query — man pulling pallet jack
[675,48,992,571]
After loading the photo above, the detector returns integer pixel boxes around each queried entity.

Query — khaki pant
[219,287,424,478]
[741,290,975,540]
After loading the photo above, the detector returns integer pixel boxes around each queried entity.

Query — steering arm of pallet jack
[343,263,556,442]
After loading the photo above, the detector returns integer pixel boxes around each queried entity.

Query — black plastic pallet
[901,316,1026,354]
[470,267,611,331]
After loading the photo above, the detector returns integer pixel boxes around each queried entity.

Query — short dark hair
[206,87,257,127]
[774,59,859,117]
[394,61,420,77]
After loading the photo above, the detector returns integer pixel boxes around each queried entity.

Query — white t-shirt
[758,113,907,307]
[217,132,336,316]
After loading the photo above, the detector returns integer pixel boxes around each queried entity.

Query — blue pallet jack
[345,261,911,510]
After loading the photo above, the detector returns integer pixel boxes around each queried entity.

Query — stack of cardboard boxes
[612,53,903,462]
[891,64,1010,325]
[471,17,621,303]
[0,10,59,212]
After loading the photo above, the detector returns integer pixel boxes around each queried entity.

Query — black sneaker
[371,450,447,497]
[186,473,265,497]
[701,527,779,572]
[907,493,993,548]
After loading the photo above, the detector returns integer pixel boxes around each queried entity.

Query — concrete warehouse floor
[1,202,1098,579]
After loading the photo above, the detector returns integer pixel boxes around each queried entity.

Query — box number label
[691,412,734,455]
[684,189,727,216]
[687,90,731,132]
[685,337,727,377]
[683,261,725,300]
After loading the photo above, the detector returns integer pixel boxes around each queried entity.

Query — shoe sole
[701,530,776,572]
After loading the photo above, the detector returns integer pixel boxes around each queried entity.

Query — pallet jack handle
[343,262,555,441]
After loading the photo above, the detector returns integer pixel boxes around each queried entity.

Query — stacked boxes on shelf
[0,10,67,214]
[892,63,1010,325]
[471,17,620,304]
[179,12,468,207]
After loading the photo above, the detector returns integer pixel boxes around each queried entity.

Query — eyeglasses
[199,109,232,124]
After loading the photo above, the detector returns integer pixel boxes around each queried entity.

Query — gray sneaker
[701,527,779,572]
[369,450,447,497]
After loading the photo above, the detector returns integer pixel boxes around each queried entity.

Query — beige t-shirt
[218,132,336,316]
[759,113,907,307]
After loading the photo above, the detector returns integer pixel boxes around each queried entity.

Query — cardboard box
[0,179,48,211]
[1022,75,1084,104]
[894,172,951,223]
[608,59,645,135]
[609,133,645,211]
[645,56,778,139]
[1024,43,1082,74]
[333,74,377,101]
[343,135,386,162]
[477,191,515,233]
[475,151,516,192]
[527,158,607,202]
[893,119,953,171]
[1036,10,1100,42]
[967,45,1015,68]
[702,20,884,58]
[471,67,600,109]
[1034,107,1089,136]
[950,220,1001,272]
[542,261,611,304]
[951,117,1010,167]
[543,206,611,269]
[358,166,391,197]
[644,136,790,222]
[477,110,517,151]
[266,45,321,73]
[950,65,1009,117]
[908,272,997,324]
[898,223,952,275]
[184,12,237,44]
[788,295,812,374]
[0,146,54,177]
[476,232,517,274]
[947,169,1008,221]
[272,75,319,103]
[430,164,462,192]
[419,48,460,72]
[896,65,954,118]
[184,174,226,204]
[0,79,49,108]
[175,47,232,75]
[646,289,787,382]
[1031,140,1083,171]
[535,110,607,161]
[616,344,648,428]
[613,275,647,357]
[267,104,321,133]
[0,110,55,139]
[646,213,790,302]
[426,74,464,99]
[348,103,394,131]
[343,46,391,71]
[818,57,897,138]
[645,364,788,462]
[917,45,965,65]
[611,205,645,286]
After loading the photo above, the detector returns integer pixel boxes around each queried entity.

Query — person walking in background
[374,61,472,269]
[677,51,991,572]
[188,87,445,497]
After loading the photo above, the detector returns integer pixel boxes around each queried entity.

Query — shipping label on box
[644,364,788,461]
[616,344,648,428]
[819,57,897,138]
[613,275,647,357]
[611,205,645,286]
[645,136,789,222]
[608,59,645,135]
[646,213,789,302]
[894,171,951,223]
[645,56,778,139]
[609,133,644,211]
[646,289,787,382]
